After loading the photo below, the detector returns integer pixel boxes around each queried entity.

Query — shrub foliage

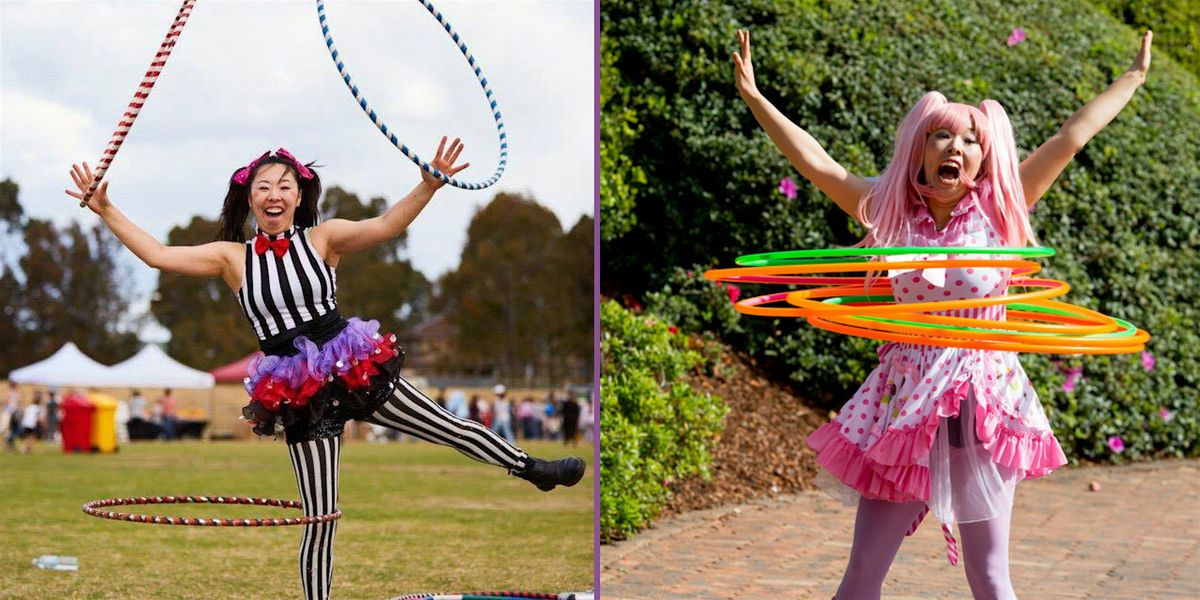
[600,301,728,540]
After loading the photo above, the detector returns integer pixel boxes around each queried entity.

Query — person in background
[43,388,61,443]
[478,394,494,429]
[490,384,515,444]
[561,394,581,446]
[518,395,537,440]
[468,394,482,424]
[115,392,131,444]
[544,397,561,441]
[580,398,594,442]
[3,383,20,451]
[19,392,43,454]
[445,390,469,421]
[129,389,148,421]
[157,388,178,441]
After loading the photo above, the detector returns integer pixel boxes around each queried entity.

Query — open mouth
[264,207,285,218]
[936,162,961,185]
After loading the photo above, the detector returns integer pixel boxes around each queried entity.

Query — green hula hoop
[736,246,1056,267]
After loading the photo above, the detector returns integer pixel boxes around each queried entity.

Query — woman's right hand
[732,29,759,99]
[66,162,111,215]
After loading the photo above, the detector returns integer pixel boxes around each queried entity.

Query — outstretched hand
[65,162,111,215]
[422,136,470,189]
[1128,30,1152,82]
[732,29,759,99]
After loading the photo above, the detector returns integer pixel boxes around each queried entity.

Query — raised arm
[67,162,239,286]
[733,30,871,218]
[313,136,469,261]
[1020,31,1152,209]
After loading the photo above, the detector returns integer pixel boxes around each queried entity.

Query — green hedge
[599,301,729,540]
[1090,0,1200,77]
[600,0,1199,461]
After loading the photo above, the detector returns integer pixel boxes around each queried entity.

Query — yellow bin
[87,392,119,453]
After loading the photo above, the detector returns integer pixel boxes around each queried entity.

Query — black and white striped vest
[237,226,338,343]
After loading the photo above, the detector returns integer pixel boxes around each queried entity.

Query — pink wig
[855,91,1038,250]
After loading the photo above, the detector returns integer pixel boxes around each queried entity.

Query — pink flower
[1159,408,1175,422]
[726,284,742,303]
[686,270,694,279]
[1141,351,1156,372]
[778,176,798,200]
[1106,435,1125,453]
[1007,27,1026,47]
[1061,366,1083,393]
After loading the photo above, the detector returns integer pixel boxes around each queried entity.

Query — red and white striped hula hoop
[80,0,197,207]
[82,495,341,527]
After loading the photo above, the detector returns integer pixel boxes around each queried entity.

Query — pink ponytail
[979,100,1038,247]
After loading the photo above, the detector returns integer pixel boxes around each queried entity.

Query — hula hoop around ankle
[317,0,508,190]
[82,496,341,526]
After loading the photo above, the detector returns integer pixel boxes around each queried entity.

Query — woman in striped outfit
[67,138,585,600]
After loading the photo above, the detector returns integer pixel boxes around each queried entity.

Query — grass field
[0,438,594,599]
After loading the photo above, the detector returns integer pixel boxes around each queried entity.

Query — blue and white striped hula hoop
[316,0,508,190]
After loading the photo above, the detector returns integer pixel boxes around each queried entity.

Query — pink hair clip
[273,148,315,180]
[231,148,314,185]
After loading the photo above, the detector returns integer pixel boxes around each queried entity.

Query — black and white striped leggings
[287,376,529,600]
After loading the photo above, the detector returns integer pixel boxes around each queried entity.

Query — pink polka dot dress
[806,182,1068,557]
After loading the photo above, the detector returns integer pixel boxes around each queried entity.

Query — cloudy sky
[0,0,595,340]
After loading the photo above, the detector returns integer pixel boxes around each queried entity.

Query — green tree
[18,219,140,364]
[0,267,25,374]
[0,178,25,373]
[437,193,567,383]
[547,215,595,382]
[0,179,21,228]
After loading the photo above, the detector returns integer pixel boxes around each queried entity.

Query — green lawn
[0,439,594,599]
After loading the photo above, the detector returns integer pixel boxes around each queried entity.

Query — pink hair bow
[231,148,314,185]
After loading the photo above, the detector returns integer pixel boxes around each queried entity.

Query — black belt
[259,309,349,357]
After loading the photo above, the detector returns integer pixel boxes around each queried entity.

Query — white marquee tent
[7,342,115,387]
[8,343,215,390]
[105,345,215,389]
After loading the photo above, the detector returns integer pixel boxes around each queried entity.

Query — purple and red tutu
[241,318,402,437]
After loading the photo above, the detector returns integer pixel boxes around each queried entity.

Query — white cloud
[0,90,97,181]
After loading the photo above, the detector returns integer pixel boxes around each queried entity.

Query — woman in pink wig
[733,29,1153,600]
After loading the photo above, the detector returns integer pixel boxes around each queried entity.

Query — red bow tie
[254,234,290,257]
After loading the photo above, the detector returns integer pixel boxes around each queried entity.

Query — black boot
[512,456,586,491]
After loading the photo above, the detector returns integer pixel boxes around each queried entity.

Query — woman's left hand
[1127,30,1152,83]
[421,136,470,189]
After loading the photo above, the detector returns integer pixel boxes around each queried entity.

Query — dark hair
[216,155,322,242]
